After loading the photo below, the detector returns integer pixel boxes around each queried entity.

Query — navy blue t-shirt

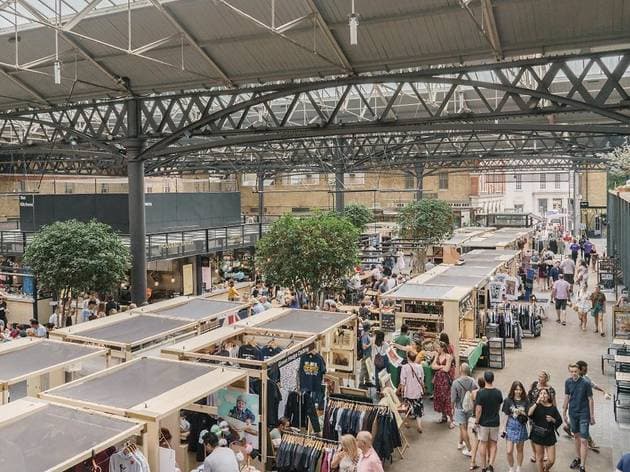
[617,453,630,472]
[565,376,593,418]
[299,352,326,393]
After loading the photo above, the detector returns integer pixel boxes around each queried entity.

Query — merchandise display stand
[161,307,358,466]
[382,248,521,367]
[275,430,339,471]
[0,397,144,472]
[40,356,247,472]
[49,311,201,361]
[325,394,407,461]
[0,337,107,404]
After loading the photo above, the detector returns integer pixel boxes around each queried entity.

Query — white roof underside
[0,0,629,109]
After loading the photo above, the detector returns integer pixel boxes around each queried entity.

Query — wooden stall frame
[50,312,202,361]
[162,308,358,465]
[40,356,247,472]
[0,397,145,472]
[0,338,108,404]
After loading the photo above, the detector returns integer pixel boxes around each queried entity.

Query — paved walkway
[389,245,629,471]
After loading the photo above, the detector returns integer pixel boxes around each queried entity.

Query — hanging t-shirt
[299,352,326,393]
[238,344,262,361]
[261,346,283,382]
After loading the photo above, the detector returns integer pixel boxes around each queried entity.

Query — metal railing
[0,223,270,261]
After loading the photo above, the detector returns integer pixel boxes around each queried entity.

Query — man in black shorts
[551,274,571,325]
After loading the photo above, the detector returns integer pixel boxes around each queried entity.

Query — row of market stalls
[0,226,535,472]
[0,302,359,471]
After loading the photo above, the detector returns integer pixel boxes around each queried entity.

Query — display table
[460,341,484,371]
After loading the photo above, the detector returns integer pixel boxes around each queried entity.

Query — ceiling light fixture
[349,0,359,46]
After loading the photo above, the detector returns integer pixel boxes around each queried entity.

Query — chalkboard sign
[380,312,396,332]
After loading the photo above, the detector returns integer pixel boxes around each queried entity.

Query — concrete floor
[389,259,629,471]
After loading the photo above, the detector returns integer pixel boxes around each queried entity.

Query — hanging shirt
[299,352,326,393]
[109,449,149,472]
[261,345,282,382]
[238,344,262,361]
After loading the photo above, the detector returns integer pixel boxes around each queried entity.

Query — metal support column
[414,162,425,201]
[257,173,265,238]
[335,168,345,212]
[126,94,147,305]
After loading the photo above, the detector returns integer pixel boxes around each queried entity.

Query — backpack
[462,382,475,413]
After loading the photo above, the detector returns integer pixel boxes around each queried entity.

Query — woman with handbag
[431,342,454,428]
[529,388,563,472]
[502,381,530,472]
[399,350,425,433]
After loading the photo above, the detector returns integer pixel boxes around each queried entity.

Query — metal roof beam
[16,0,128,93]
[481,0,503,59]
[62,0,104,32]
[147,0,234,87]
[304,0,354,73]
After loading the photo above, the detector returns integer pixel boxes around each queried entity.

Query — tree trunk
[411,247,427,275]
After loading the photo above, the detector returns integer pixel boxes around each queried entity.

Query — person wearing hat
[228,394,256,424]
[359,322,373,388]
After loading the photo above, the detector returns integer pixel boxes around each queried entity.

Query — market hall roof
[1,0,630,109]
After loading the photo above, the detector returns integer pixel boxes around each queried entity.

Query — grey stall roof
[0,403,140,471]
[253,309,352,333]
[443,266,494,276]
[73,315,191,344]
[153,298,243,320]
[425,274,487,288]
[0,340,102,382]
[386,284,455,300]
[49,357,212,409]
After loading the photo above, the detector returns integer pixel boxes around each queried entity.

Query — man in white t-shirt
[202,432,239,472]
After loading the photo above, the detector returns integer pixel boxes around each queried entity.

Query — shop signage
[580,201,589,208]
[380,312,396,332]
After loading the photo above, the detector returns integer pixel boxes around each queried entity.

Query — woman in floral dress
[431,342,454,428]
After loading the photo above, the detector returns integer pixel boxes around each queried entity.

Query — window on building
[100,183,108,194]
[439,173,449,190]
[345,172,365,185]
[146,186,153,193]
[241,174,257,187]
[514,204,524,213]
[515,174,522,190]
[64,183,74,194]
[404,173,415,189]
[555,173,561,189]
[539,174,546,189]
[538,198,548,214]
[283,174,319,186]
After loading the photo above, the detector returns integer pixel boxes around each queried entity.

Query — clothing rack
[323,395,403,462]
[275,430,337,472]
[282,430,339,445]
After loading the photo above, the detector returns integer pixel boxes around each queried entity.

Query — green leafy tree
[605,143,630,189]
[255,213,359,306]
[341,204,373,232]
[23,219,130,325]
[397,199,454,273]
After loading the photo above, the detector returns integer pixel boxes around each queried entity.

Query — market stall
[162,307,358,465]
[140,295,248,332]
[40,356,247,472]
[0,397,144,472]
[49,312,200,361]
[0,337,106,404]
[462,227,532,252]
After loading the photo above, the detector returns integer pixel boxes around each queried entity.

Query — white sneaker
[457,442,465,450]
[515,467,521,472]
[508,468,514,472]
[462,448,472,457]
